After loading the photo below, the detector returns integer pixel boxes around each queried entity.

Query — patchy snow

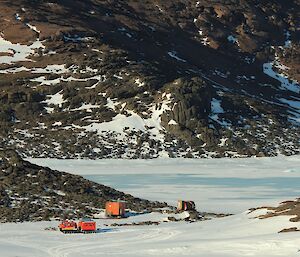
[227,35,237,43]
[209,98,231,127]
[31,76,61,86]
[263,62,300,93]
[280,98,300,110]
[279,98,300,124]
[53,190,66,196]
[15,13,22,21]
[135,78,145,87]
[167,51,187,62]
[85,111,147,134]
[63,35,94,43]
[200,36,210,46]
[263,31,299,93]
[79,93,172,141]
[0,36,44,64]
[156,5,164,13]
[31,64,70,74]
[103,96,120,111]
[0,64,72,75]
[113,74,123,80]
[284,31,292,48]
[26,23,40,33]
[168,119,178,125]
[43,91,65,112]
[218,137,228,147]
[0,66,30,74]
[72,103,101,112]
[52,121,62,127]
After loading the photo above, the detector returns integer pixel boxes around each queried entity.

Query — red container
[105,201,126,217]
[78,220,96,232]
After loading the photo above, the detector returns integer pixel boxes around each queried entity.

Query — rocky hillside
[0,150,167,222]
[0,0,299,158]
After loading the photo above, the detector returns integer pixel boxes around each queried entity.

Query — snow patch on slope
[263,62,300,93]
[80,93,173,141]
[209,98,231,127]
[279,98,300,124]
[0,36,44,65]
[43,91,65,113]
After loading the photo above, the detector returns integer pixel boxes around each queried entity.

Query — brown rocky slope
[0,150,167,222]
[0,0,299,158]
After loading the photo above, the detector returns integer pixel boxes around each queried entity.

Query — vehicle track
[46,226,181,257]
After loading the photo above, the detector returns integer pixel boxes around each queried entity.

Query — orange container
[78,220,96,232]
[105,201,126,217]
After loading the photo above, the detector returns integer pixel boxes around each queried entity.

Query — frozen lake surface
[29,155,300,213]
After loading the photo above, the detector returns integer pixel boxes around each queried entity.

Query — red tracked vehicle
[59,219,96,233]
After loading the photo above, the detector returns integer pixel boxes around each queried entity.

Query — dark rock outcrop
[0,150,167,222]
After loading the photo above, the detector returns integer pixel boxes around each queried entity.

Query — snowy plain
[0,156,299,257]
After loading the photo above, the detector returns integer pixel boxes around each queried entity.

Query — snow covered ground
[0,210,299,257]
[1,156,299,257]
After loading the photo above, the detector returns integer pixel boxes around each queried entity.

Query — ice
[28,155,300,213]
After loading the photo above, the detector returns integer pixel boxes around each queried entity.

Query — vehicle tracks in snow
[46,226,181,257]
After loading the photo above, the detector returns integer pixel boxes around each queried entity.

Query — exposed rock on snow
[0,150,167,222]
[0,0,299,159]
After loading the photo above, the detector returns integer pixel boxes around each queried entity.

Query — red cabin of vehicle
[58,220,77,231]
[78,220,96,231]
